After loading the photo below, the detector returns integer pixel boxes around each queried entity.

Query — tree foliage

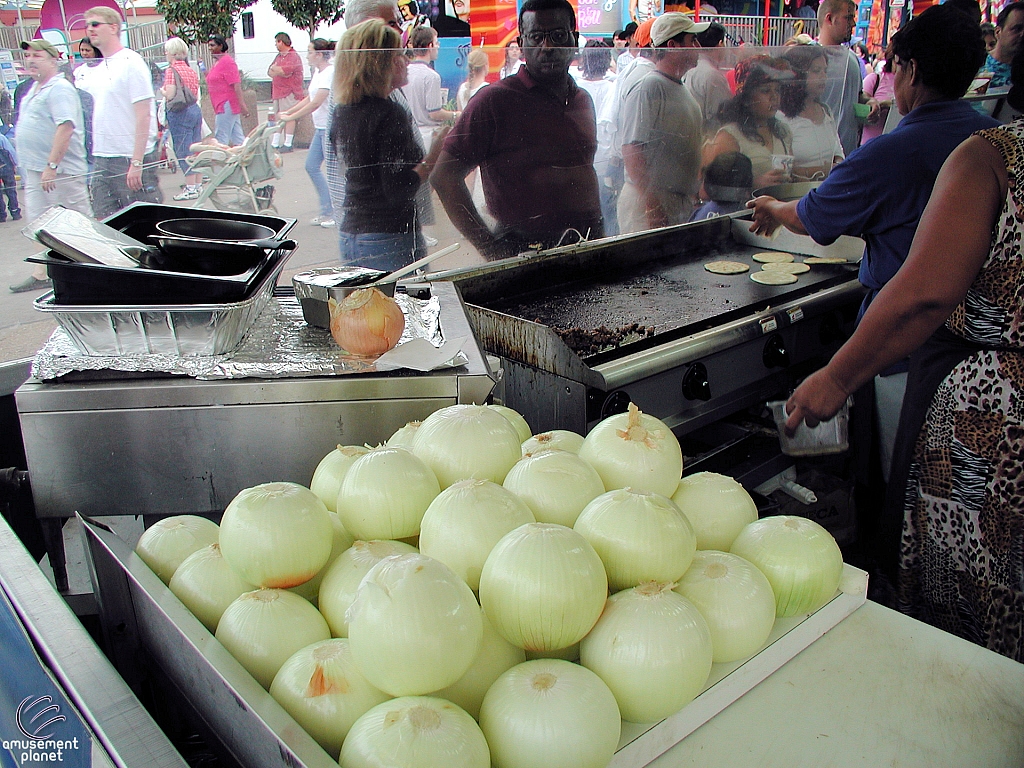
[156,0,258,44]
[270,0,345,34]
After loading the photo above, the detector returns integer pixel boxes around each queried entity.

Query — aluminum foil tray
[32,250,289,356]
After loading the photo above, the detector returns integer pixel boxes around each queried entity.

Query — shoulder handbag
[167,66,197,112]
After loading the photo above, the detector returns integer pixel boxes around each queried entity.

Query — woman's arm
[279,90,324,122]
[784,134,1007,433]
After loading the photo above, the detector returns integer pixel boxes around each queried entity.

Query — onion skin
[219,482,334,589]
[479,523,608,652]
[329,288,405,357]
[730,515,844,618]
[521,430,585,456]
[479,659,620,768]
[340,696,490,768]
[135,515,220,585]
[580,582,713,723]
[674,551,776,663]
[269,639,391,758]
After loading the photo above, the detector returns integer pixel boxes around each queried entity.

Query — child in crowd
[692,152,753,221]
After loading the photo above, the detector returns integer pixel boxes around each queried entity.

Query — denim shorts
[338,230,426,274]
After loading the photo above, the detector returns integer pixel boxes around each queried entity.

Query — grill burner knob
[682,363,711,401]
[602,391,632,419]
[762,334,790,369]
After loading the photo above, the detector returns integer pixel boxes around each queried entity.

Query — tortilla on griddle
[704,260,750,275]
[752,251,795,263]
[750,270,798,285]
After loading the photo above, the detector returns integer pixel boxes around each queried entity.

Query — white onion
[502,450,606,528]
[411,404,523,488]
[431,608,526,719]
[310,445,370,512]
[340,696,489,768]
[219,482,334,589]
[672,472,758,551]
[580,582,713,723]
[479,659,620,768]
[335,447,440,540]
[347,553,483,696]
[418,479,535,591]
[168,543,255,633]
[578,402,683,497]
[290,513,355,604]
[318,540,418,637]
[486,404,532,443]
[386,420,422,449]
[479,523,607,652]
[216,589,331,689]
[269,639,391,758]
[574,488,696,591]
[674,551,776,663]
[134,515,220,584]
[730,515,844,617]
[521,430,585,456]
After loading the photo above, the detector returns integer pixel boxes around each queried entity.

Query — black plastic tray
[31,204,296,305]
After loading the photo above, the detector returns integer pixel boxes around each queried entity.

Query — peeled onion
[289,512,355,604]
[340,696,490,768]
[479,659,620,768]
[672,472,758,551]
[502,449,606,528]
[134,515,220,584]
[411,404,523,488]
[169,543,255,633]
[418,479,535,591]
[521,430,585,456]
[486,404,532,443]
[347,553,483,696]
[579,402,683,497]
[216,589,331,689]
[387,420,422,449]
[580,582,713,723]
[730,515,844,617]
[431,608,526,719]
[310,445,370,512]
[479,523,607,652]
[335,447,440,540]
[269,639,391,758]
[674,550,776,663]
[574,488,696,591]
[318,539,418,637]
[329,287,405,357]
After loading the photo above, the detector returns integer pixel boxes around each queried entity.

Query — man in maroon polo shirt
[430,0,603,260]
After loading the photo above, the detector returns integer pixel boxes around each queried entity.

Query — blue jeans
[338,230,426,273]
[166,103,202,174]
[215,103,244,146]
[306,128,333,218]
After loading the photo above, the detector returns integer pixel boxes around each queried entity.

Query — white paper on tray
[375,335,471,372]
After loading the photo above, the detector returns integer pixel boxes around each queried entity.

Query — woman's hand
[747,195,782,237]
[784,367,850,435]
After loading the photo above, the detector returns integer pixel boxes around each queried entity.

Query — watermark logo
[16,696,66,740]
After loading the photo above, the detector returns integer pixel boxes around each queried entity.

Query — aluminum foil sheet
[32,292,458,381]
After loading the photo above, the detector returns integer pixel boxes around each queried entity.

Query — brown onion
[329,288,405,356]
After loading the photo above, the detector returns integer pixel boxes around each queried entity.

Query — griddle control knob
[763,334,790,368]
[602,391,632,419]
[682,363,711,401]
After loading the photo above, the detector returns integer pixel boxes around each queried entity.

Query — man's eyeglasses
[520,28,574,46]
[86,20,112,28]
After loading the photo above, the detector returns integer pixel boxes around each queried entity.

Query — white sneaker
[319,219,336,228]
[173,185,201,201]
[310,215,329,226]
[424,234,438,247]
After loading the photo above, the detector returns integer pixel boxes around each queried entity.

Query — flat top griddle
[484,243,857,359]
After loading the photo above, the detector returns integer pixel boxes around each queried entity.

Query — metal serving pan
[32,248,290,356]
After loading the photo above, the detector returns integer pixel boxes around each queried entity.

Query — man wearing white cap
[9,39,91,293]
[618,12,707,233]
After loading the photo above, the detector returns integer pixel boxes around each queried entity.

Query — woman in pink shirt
[206,35,249,147]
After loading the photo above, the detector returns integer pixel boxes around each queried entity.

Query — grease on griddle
[549,322,657,357]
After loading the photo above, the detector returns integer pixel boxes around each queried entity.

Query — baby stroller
[185,122,283,213]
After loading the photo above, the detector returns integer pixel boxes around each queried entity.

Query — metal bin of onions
[127,401,865,768]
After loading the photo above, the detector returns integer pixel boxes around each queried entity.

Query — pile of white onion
[132,401,847,766]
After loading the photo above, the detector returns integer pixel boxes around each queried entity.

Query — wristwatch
[46,162,58,170]
[131,159,143,168]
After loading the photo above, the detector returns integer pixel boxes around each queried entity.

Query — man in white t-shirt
[79,5,161,217]
[402,25,458,150]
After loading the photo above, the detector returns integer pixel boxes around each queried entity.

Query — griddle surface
[488,245,856,338]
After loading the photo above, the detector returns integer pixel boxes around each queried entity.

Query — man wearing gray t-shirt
[619,13,707,234]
